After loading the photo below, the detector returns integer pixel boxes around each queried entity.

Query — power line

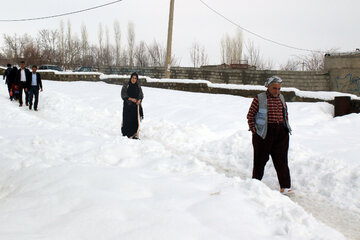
[199,0,325,54]
[0,0,123,22]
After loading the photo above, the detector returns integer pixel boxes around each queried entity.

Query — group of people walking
[3,65,292,194]
[3,61,43,111]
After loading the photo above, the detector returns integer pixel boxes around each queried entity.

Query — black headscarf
[127,72,140,98]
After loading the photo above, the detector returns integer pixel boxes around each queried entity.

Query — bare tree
[97,23,104,65]
[190,42,200,68]
[113,20,121,66]
[296,52,325,71]
[103,25,113,65]
[280,58,301,71]
[127,21,135,66]
[243,40,261,67]
[2,33,42,64]
[87,45,99,66]
[189,42,208,68]
[232,29,243,64]
[80,23,89,66]
[58,20,66,67]
[243,40,274,70]
[1,20,182,69]
[134,41,149,67]
[50,30,60,64]
[220,29,243,64]
[220,36,226,64]
[17,34,34,62]
[64,20,73,69]
[37,29,58,64]
[121,48,129,66]
[23,39,41,65]
[170,53,180,66]
[147,40,166,66]
[225,34,232,64]
[258,59,274,70]
[71,35,82,67]
[2,34,20,60]
[200,47,209,67]
[281,49,337,71]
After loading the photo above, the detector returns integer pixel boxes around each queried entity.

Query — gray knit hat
[265,76,282,87]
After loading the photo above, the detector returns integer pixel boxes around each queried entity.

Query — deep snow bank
[1,80,357,239]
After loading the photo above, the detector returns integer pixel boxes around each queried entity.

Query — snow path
[289,194,360,240]
[136,86,360,239]
[1,80,359,239]
[141,120,360,240]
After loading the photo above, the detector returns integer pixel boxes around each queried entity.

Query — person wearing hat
[247,76,292,194]
[15,61,31,107]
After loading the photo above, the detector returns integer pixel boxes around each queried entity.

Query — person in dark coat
[9,66,18,101]
[121,72,144,139]
[3,64,11,82]
[26,65,43,111]
[15,61,31,107]
[3,64,13,99]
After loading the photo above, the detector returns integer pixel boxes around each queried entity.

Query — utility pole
[164,0,175,79]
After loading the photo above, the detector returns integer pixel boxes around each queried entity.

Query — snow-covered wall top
[1,67,359,105]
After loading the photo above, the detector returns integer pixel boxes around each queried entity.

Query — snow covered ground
[0,80,359,240]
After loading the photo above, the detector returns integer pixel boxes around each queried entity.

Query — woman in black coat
[121,72,144,139]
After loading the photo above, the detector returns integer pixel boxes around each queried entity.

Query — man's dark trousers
[7,83,12,99]
[18,82,29,105]
[29,86,39,110]
[252,123,291,189]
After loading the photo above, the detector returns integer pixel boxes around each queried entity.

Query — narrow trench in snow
[289,193,360,240]
[155,133,360,240]
[198,159,360,240]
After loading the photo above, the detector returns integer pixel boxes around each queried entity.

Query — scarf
[127,82,139,99]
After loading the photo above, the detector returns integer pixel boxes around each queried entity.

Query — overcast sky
[1,0,359,68]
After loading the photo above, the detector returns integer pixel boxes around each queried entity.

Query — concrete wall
[99,66,330,92]
[328,69,360,96]
[324,54,360,69]
[325,54,360,96]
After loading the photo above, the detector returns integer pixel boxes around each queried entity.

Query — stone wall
[99,66,330,92]
[85,76,360,114]
[88,76,332,103]
[2,52,359,97]
[1,68,359,113]
[39,72,101,82]
[6,70,325,102]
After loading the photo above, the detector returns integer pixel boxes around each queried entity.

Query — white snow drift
[0,80,359,240]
